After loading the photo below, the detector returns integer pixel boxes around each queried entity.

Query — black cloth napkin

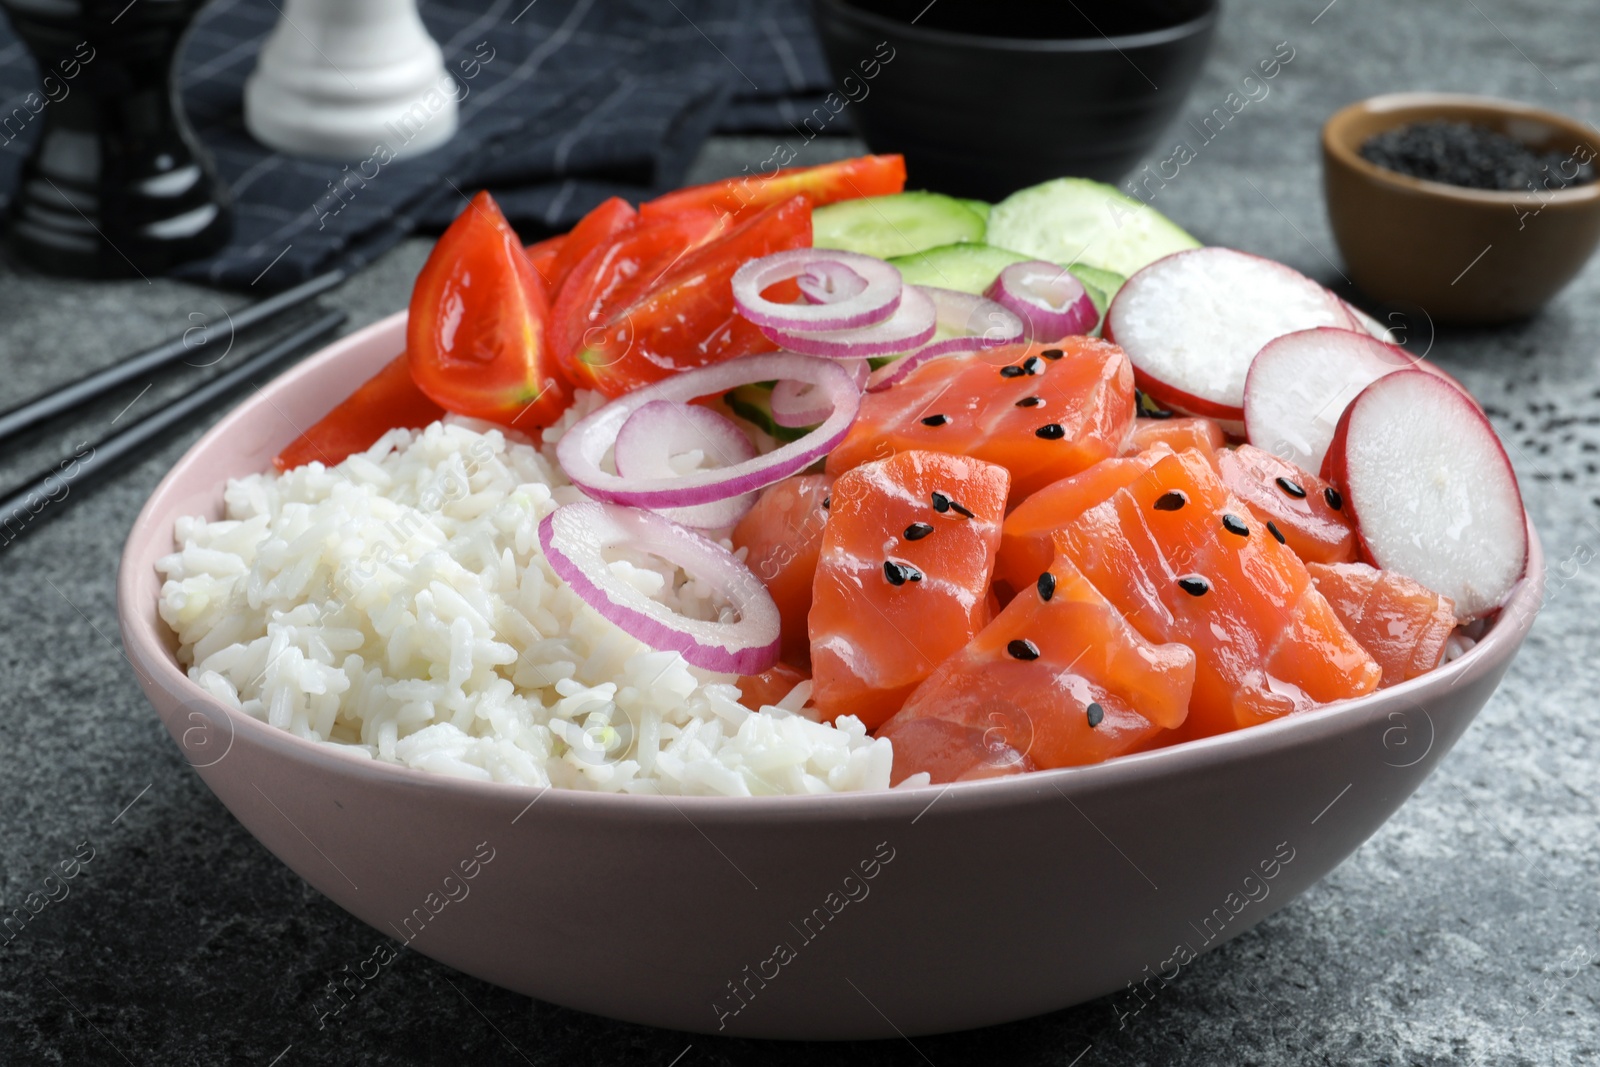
[0,0,839,291]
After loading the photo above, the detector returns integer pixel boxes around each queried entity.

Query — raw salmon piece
[1307,562,1457,686]
[1123,416,1226,462]
[880,554,1194,783]
[737,662,810,710]
[994,443,1173,599]
[809,450,1009,730]
[826,338,1135,501]
[1053,449,1381,739]
[732,474,832,667]
[1216,444,1356,564]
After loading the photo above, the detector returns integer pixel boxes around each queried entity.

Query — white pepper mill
[244,0,458,161]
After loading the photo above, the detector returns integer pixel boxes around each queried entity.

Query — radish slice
[732,248,902,331]
[557,352,861,510]
[770,359,869,427]
[1244,327,1418,472]
[760,284,938,358]
[983,260,1097,341]
[614,400,758,528]
[867,287,1025,391]
[539,501,780,674]
[1325,369,1526,621]
[1104,248,1352,423]
[1339,299,1397,342]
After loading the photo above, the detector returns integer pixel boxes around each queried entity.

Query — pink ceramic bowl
[117,311,1543,1039]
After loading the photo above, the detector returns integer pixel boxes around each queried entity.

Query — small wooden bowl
[1322,92,1600,323]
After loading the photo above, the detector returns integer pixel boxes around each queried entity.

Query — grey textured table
[3,2,1599,1064]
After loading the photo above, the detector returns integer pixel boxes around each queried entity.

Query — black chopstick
[0,268,346,449]
[0,310,347,549]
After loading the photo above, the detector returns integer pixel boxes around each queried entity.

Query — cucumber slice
[1065,263,1126,306]
[986,178,1199,279]
[889,243,1027,294]
[956,198,992,224]
[1064,266,1109,325]
[813,192,986,260]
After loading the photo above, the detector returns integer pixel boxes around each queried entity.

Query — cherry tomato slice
[274,354,445,472]
[639,153,905,223]
[408,190,571,430]
[563,195,813,396]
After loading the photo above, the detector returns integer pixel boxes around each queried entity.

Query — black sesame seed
[1007,638,1040,661]
[1023,355,1044,375]
[1177,575,1210,597]
[1015,396,1044,408]
[950,500,976,519]
[904,521,934,541]
[1085,702,1105,728]
[1266,520,1287,545]
[931,491,951,513]
[921,414,950,427]
[884,560,923,585]
[1041,348,1064,361]
[1035,423,1066,440]
[1275,476,1307,499]
[1000,365,1026,379]
[1221,513,1250,537]
[1153,490,1187,512]
[822,495,831,510]
[1037,572,1056,602]
[1324,486,1344,511]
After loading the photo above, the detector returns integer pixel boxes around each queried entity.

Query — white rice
[156,395,895,795]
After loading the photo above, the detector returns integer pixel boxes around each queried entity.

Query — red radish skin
[1105,248,1352,427]
[1245,327,1486,473]
[1324,370,1527,621]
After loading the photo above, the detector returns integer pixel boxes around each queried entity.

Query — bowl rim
[1322,91,1600,207]
[812,0,1219,54]
[116,310,1546,819]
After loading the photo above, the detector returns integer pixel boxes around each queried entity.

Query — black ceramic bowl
[811,0,1219,200]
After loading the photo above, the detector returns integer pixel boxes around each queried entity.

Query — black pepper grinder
[0,0,230,277]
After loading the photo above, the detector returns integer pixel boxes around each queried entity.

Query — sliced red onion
[984,260,1098,342]
[761,284,938,358]
[732,248,902,331]
[868,287,1026,391]
[769,358,868,427]
[556,352,861,510]
[539,501,779,675]
[614,400,759,528]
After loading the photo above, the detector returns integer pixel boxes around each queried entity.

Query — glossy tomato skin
[546,196,636,296]
[556,195,811,396]
[639,153,905,223]
[408,190,571,431]
[273,354,444,472]
[524,233,566,297]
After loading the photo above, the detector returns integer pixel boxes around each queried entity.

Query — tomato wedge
[547,196,636,295]
[554,196,811,395]
[639,154,905,223]
[524,233,566,296]
[274,355,445,472]
[408,190,571,430]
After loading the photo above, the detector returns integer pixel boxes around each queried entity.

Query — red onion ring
[759,284,938,359]
[539,501,780,675]
[556,352,861,509]
[732,248,902,331]
[984,260,1097,342]
[769,358,868,427]
[868,287,1025,391]
[614,400,759,528]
